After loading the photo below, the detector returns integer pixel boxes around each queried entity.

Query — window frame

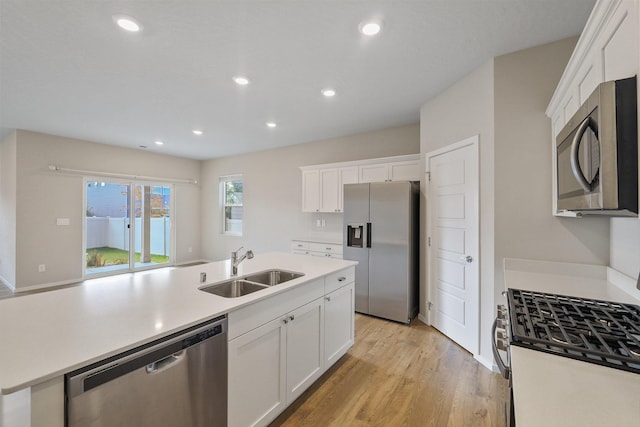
[220,174,243,236]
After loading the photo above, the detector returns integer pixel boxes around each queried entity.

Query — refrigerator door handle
[366,222,372,248]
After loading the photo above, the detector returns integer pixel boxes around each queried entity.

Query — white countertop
[504,258,640,427]
[503,258,640,305]
[0,252,356,394]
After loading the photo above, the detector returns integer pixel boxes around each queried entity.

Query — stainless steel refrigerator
[343,181,418,324]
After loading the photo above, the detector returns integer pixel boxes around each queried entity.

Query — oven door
[556,107,601,211]
[493,316,515,427]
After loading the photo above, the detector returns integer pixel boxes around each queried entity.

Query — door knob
[460,255,473,263]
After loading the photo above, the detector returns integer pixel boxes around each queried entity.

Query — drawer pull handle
[338,277,346,282]
[326,247,332,251]
[326,296,331,302]
[289,315,295,322]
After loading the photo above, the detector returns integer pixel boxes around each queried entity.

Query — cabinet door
[228,318,286,427]
[338,166,359,212]
[302,169,320,212]
[389,160,420,181]
[319,168,339,212]
[600,0,637,82]
[286,298,324,403]
[324,283,354,367]
[359,164,389,183]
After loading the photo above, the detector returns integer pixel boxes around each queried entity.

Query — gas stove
[507,288,640,374]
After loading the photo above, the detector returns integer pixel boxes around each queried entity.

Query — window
[221,175,243,235]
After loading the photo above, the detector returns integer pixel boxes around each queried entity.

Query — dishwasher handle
[145,351,185,374]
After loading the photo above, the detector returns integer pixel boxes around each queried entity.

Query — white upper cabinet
[319,168,339,212]
[300,155,420,212]
[358,160,421,183]
[547,0,638,135]
[359,163,389,183]
[546,0,638,216]
[338,166,358,212]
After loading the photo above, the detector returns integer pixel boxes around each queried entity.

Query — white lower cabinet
[228,298,325,427]
[285,299,324,403]
[324,282,354,366]
[228,316,286,427]
[228,267,355,427]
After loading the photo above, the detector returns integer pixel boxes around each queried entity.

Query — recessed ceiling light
[113,14,142,32]
[359,20,382,36]
[266,122,277,128]
[233,76,250,86]
[322,88,336,97]
[154,140,164,146]
[192,129,203,135]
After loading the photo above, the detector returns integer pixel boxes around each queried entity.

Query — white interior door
[427,136,479,355]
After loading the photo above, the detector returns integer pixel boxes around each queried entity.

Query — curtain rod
[48,165,198,184]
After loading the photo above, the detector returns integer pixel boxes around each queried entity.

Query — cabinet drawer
[325,267,355,294]
[292,249,310,255]
[309,242,342,254]
[291,241,310,251]
[228,279,324,340]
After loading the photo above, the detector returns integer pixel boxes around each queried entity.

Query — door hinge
[427,301,433,310]
[427,236,431,247]
[426,171,431,182]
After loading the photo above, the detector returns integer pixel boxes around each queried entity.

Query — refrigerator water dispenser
[346,224,364,248]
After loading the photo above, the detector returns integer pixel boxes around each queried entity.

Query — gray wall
[0,132,17,288]
[6,130,202,290]
[419,37,610,367]
[610,218,640,279]
[201,124,420,261]
[494,37,609,299]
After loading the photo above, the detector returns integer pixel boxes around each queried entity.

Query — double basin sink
[200,269,305,298]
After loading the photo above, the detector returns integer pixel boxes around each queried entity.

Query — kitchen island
[0,252,356,427]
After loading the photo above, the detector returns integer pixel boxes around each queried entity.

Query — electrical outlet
[38,264,46,272]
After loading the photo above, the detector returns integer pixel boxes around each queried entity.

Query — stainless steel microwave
[556,76,637,216]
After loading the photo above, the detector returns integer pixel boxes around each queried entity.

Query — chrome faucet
[231,246,254,276]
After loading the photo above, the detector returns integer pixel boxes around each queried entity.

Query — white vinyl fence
[86,217,170,255]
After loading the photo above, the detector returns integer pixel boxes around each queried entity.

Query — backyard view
[86,247,170,267]
[85,182,171,274]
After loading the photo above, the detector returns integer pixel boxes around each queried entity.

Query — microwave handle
[570,116,595,193]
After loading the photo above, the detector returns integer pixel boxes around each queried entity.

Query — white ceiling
[0,0,595,160]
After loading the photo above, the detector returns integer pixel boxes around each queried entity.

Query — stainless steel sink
[243,269,304,286]
[201,279,268,298]
[200,269,305,298]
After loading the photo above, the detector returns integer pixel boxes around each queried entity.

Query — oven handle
[492,318,511,380]
[570,116,595,193]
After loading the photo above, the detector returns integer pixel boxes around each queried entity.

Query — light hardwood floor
[271,314,508,427]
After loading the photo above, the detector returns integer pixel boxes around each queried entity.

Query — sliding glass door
[85,180,172,276]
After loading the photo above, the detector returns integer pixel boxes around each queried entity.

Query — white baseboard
[474,354,499,373]
[14,278,83,294]
[0,274,15,291]
[417,312,429,325]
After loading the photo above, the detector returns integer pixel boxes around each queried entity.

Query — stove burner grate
[508,289,640,374]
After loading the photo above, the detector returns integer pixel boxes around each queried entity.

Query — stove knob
[497,305,508,320]
[497,338,509,352]
[496,319,508,329]
[497,330,508,340]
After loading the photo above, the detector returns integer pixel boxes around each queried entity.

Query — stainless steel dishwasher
[66,315,227,427]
